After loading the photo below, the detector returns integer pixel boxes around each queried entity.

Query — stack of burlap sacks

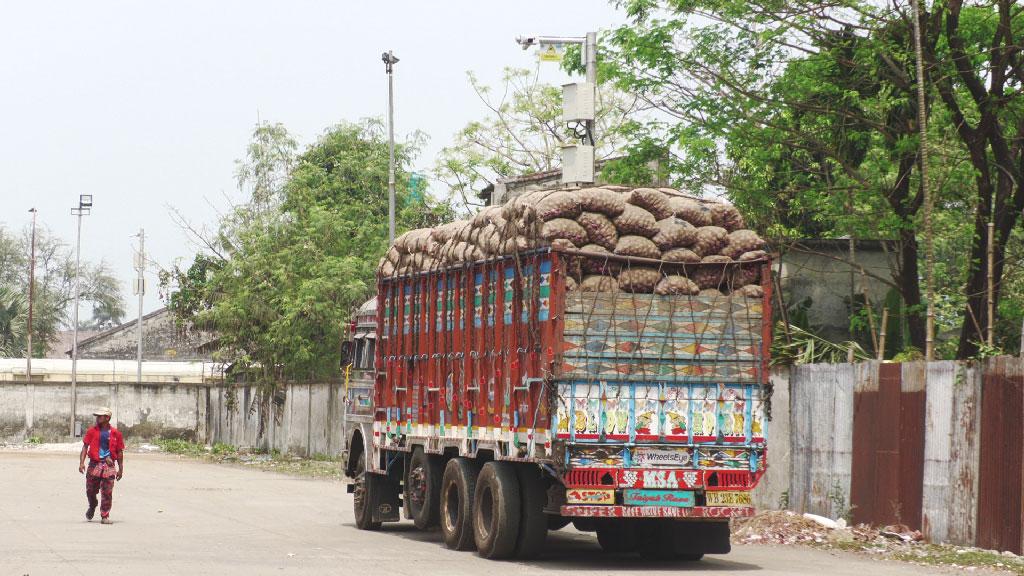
[378,186,767,298]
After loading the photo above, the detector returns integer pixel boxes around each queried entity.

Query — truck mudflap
[560,505,755,519]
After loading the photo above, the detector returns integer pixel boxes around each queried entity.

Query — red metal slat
[977,358,1024,554]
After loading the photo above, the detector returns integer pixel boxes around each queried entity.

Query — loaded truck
[341,186,771,560]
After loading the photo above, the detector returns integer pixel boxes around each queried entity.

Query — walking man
[78,407,124,524]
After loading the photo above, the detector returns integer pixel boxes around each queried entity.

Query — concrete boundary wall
[0,377,345,459]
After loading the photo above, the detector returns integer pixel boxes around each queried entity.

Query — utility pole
[27,208,37,379]
[135,228,145,385]
[382,50,399,245]
[70,194,92,436]
[515,32,598,184]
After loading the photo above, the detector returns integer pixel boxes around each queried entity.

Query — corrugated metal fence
[757,357,1022,552]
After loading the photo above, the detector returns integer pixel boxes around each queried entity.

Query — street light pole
[27,208,37,379]
[70,194,92,437]
[382,50,399,245]
[135,228,145,385]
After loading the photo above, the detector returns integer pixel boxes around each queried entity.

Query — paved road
[0,451,994,576]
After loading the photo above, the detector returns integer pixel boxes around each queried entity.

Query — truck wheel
[596,520,637,553]
[636,519,676,560]
[514,465,548,559]
[440,458,478,550]
[407,448,442,529]
[353,457,382,531]
[473,462,521,559]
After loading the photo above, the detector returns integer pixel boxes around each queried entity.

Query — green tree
[163,119,452,381]
[0,225,125,356]
[602,0,1024,358]
[0,286,26,357]
[435,67,641,208]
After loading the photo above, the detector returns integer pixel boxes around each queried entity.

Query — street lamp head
[28,207,36,213]
[79,194,93,208]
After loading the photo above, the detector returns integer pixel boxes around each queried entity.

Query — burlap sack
[576,212,618,251]
[394,228,433,254]
[736,284,764,298]
[613,204,659,237]
[654,275,700,296]
[550,238,577,250]
[732,265,760,288]
[693,260,728,289]
[661,247,701,263]
[578,244,622,275]
[628,188,674,220]
[651,217,697,250]
[698,288,725,298]
[670,197,713,227]
[542,218,589,247]
[580,274,619,292]
[384,246,402,265]
[692,226,729,257]
[721,229,765,258]
[708,202,745,231]
[618,267,662,293]
[739,249,768,261]
[578,187,626,217]
[614,235,661,259]
[430,220,466,244]
[566,276,579,292]
[536,190,582,221]
[379,258,396,276]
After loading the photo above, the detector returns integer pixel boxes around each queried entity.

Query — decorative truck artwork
[341,186,771,562]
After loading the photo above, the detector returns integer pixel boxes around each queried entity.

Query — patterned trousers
[86,462,115,518]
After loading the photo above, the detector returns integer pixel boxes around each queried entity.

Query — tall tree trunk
[898,228,927,351]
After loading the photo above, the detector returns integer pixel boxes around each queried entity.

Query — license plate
[705,490,752,507]
[623,489,694,507]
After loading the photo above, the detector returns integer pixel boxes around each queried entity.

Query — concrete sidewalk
[0,451,994,576]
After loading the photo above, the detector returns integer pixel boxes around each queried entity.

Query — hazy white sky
[0,1,624,321]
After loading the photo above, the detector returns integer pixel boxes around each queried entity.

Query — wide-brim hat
[92,407,112,417]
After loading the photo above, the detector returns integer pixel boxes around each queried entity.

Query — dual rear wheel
[439,458,550,559]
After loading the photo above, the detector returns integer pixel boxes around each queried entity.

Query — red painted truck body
[344,247,772,557]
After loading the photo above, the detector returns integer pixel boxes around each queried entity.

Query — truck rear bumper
[560,505,755,519]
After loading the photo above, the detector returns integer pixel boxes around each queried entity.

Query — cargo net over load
[375,186,770,514]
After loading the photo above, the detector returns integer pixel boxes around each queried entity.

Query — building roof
[67,307,172,356]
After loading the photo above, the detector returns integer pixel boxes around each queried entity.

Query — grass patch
[154,438,206,456]
[152,439,341,481]
[891,545,1024,574]
[25,436,43,444]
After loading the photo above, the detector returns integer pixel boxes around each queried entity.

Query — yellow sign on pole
[538,43,565,63]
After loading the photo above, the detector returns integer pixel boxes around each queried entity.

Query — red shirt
[83,425,124,462]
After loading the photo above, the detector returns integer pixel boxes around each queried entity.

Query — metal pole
[70,210,83,436]
[27,208,36,379]
[585,32,597,146]
[137,228,145,385]
[385,50,397,245]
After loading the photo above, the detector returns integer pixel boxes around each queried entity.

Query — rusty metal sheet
[850,361,926,529]
[922,360,980,546]
[977,357,1024,554]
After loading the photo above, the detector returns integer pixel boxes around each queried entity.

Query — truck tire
[596,520,638,553]
[473,462,521,559]
[440,458,478,550]
[407,448,442,529]
[514,465,548,559]
[636,519,676,560]
[353,457,382,531]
